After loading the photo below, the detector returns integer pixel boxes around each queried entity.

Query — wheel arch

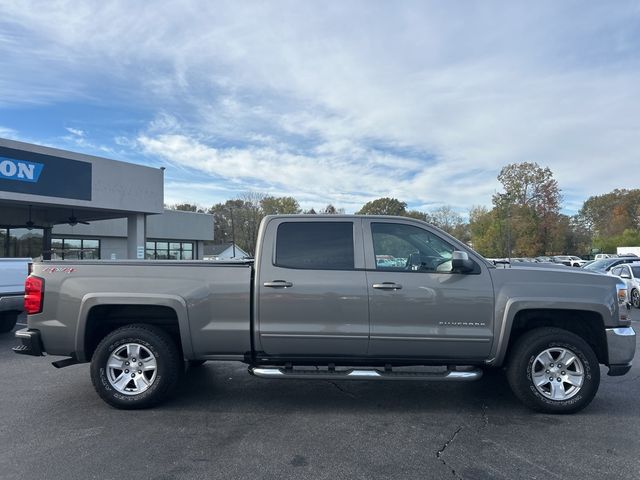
[494,304,608,367]
[76,293,192,362]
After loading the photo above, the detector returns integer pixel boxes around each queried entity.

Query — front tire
[90,324,181,409]
[0,311,18,334]
[506,327,600,414]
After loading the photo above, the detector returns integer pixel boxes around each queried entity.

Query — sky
[1,1,639,215]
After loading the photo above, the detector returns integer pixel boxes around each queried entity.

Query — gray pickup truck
[14,215,636,413]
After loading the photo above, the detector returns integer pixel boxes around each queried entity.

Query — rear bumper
[13,328,44,356]
[605,327,635,376]
[0,293,23,313]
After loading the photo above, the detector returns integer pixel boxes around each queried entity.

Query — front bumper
[13,328,44,356]
[606,327,636,376]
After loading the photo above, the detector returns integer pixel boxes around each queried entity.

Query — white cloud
[1,1,639,213]
[65,127,85,137]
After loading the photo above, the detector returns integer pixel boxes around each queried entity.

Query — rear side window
[276,222,354,270]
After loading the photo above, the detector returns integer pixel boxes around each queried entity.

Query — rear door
[363,219,494,360]
[256,217,369,357]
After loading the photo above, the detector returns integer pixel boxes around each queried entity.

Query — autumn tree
[493,162,563,256]
[577,189,640,239]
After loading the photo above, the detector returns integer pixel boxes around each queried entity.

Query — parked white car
[609,262,640,308]
[552,255,587,267]
[0,258,30,333]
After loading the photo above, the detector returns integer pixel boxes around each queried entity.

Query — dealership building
[0,138,214,260]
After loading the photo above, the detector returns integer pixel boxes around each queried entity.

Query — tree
[404,210,431,222]
[209,194,264,255]
[167,203,205,213]
[468,206,502,257]
[320,204,345,214]
[577,189,640,239]
[260,196,301,215]
[356,198,407,216]
[430,206,463,234]
[493,162,563,256]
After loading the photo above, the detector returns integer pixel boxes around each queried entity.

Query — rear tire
[90,324,182,409]
[0,312,18,334]
[506,327,600,414]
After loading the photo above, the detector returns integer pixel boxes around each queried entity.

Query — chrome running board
[248,366,483,381]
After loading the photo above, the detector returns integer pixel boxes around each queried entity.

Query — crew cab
[14,215,636,413]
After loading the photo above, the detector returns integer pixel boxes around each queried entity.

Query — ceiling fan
[26,205,36,230]
[63,209,90,226]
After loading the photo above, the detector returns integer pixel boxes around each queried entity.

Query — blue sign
[0,157,44,183]
[0,146,92,200]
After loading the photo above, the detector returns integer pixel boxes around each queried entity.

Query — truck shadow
[169,364,521,414]
[167,363,630,419]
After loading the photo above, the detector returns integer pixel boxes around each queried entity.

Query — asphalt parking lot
[1,312,639,480]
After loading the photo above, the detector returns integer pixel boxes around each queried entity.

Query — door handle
[263,280,294,288]
[372,282,403,290]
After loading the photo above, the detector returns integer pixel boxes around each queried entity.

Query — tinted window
[276,222,354,270]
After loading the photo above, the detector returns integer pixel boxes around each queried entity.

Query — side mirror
[451,251,475,273]
[620,272,631,279]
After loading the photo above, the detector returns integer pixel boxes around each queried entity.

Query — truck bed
[28,260,253,360]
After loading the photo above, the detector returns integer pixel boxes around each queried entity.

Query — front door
[364,219,494,360]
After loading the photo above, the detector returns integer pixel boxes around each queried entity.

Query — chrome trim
[610,327,635,336]
[249,366,483,381]
[371,335,491,342]
[260,334,368,339]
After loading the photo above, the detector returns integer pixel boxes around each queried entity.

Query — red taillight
[24,276,44,315]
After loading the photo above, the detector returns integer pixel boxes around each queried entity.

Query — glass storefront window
[146,240,195,260]
[0,229,7,257]
[8,228,43,259]
[51,238,101,260]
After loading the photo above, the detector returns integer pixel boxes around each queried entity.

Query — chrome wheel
[106,343,157,395]
[531,347,584,401]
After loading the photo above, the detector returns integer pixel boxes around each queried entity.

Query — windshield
[583,259,618,271]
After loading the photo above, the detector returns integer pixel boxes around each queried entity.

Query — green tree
[356,198,407,216]
[404,210,431,222]
[167,203,205,213]
[468,206,502,257]
[260,196,301,215]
